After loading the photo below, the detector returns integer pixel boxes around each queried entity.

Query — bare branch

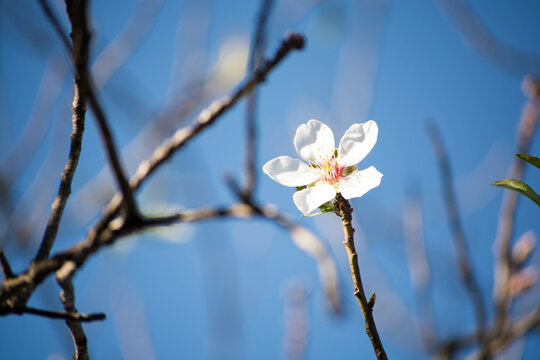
[334,193,388,360]
[38,0,140,219]
[0,247,14,279]
[34,10,89,261]
[56,261,89,360]
[493,77,540,334]
[427,122,487,336]
[22,306,105,322]
[128,32,305,194]
[0,32,306,319]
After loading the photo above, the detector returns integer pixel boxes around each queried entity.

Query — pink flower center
[320,161,343,184]
[309,152,343,184]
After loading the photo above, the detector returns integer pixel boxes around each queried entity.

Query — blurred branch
[427,122,487,337]
[493,77,540,335]
[0,56,66,192]
[437,0,540,77]
[244,0,275,197]
[92,0,165,90]
[403,191,437,350]
[334,193,388,360]
[283,281,310,360]
[467,305,540,360]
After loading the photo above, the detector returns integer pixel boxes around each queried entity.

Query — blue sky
[1,0,540,359]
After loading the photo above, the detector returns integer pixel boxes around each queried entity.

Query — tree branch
[334,193,388,360]
[244,0,274,197]
[22,305,105,322]
[33,1,90,262]
[427,122,487,336]
[0,247,14,279]
[38,0,140,220]
[56,261,90,360]
[128,32,305,195]
[0,32,306,319]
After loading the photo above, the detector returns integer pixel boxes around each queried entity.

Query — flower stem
[334,193,388,360]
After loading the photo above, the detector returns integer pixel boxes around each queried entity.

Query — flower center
[309,150,343,185]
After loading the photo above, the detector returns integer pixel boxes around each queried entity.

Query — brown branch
[0,247,14,279]
[33,4,89,261]
[492,77,540,335]
[244,0,274,197]
[56,261,89,360]
[39,0,140,219]
[334,193,388,360]
[22,305,105,322]
[427,122,487,337]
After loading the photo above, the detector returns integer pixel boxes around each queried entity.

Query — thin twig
[39,0,140,219]
[22,306,105,322]
[56,261,89,360]
[334,193,388,360]
[493,77,540,335]
[128,32,305,194]
[244,0,274,197]
[0,247,14,279]
[34,4,90,262]
[427,122,487,337]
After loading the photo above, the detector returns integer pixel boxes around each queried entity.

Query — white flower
[263,119,383,214]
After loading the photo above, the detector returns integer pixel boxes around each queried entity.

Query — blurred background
[1,0,540,359]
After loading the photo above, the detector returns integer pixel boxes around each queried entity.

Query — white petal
[337,120,378,166]
[263,156,320,187]
[338,166,382,199]
[294,119,335,162]
[293,183,336,214]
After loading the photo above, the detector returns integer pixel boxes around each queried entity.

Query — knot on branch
[334,193,353,225]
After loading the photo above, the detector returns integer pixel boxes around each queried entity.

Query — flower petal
[262,156,320,187]
[294,119,335,162]
[293,183,336,214]
[338,166,382,199]
[337,120,378,166]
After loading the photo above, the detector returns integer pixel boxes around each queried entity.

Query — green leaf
[301,201,335,217]
[492,179,540,207]
[295,185,307,191]
[318,201,335,213]
[516,154,540,171]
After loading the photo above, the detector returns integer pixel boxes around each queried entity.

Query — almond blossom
[263,119,383,214]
